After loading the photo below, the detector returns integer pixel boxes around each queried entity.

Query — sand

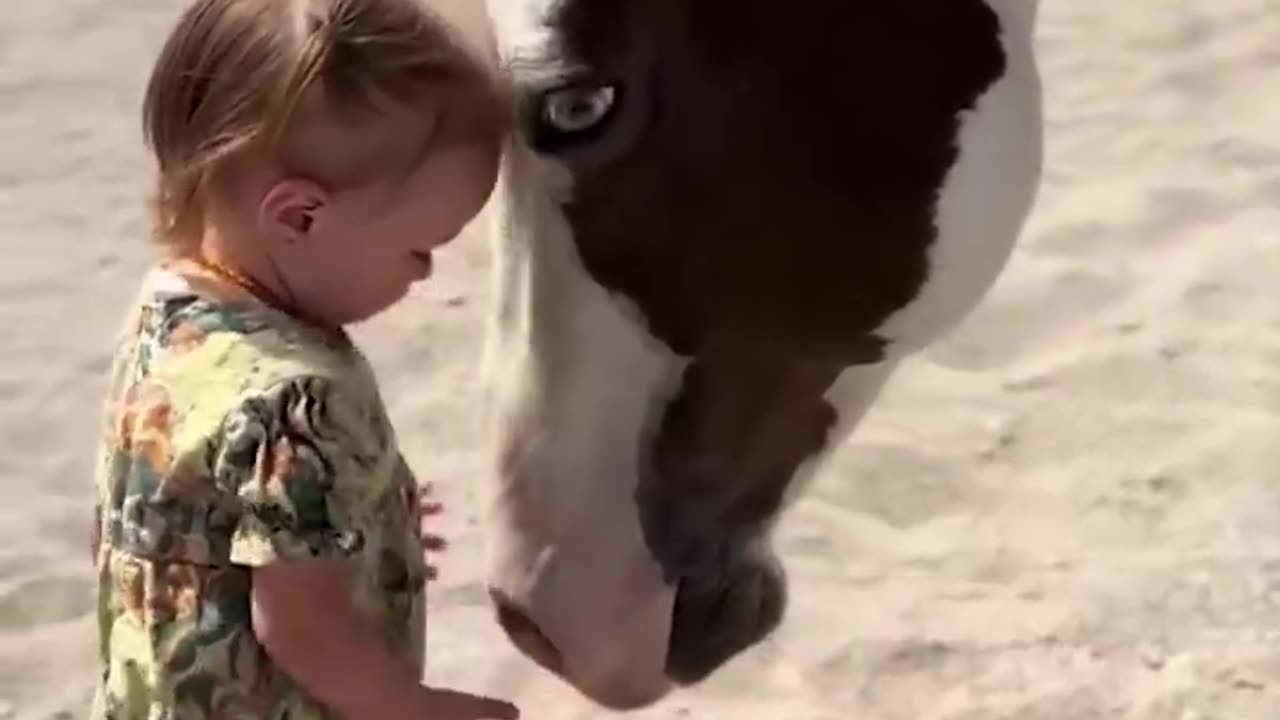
[2,0,1278,717]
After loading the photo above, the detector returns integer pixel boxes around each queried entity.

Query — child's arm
[213,377,518,720]
[252,557,519,720]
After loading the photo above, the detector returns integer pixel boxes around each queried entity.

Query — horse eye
[539,84,618,134]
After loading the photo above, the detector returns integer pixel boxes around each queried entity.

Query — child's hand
[419,482,446,581]
[415,686,520,720]
[253,559,517,720]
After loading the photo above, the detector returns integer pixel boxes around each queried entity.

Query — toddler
[89,0,517,718]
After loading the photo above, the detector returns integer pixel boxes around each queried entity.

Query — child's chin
[323,303,381,327]
[352,288,412,322]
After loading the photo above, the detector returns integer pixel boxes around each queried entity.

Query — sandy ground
[2,0,1279,718]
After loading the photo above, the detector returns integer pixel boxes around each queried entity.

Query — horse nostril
[489,590,564,673]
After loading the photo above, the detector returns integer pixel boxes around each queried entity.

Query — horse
[477,0,1043,708]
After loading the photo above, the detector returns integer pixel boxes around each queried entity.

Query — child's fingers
[425,688,520,720]
[419,484,444,516]
[417,483,446,581]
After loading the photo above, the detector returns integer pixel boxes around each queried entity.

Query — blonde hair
[142,0,509,250]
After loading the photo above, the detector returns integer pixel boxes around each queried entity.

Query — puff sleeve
[210,375,388,567]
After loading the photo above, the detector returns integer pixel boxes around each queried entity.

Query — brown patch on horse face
[518,0,1007,678]
[540,1,1006,359]
[636,338,843,578]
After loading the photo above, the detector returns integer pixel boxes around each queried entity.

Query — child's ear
[260,177,330,244]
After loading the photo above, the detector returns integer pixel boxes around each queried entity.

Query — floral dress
[89,266,426,720]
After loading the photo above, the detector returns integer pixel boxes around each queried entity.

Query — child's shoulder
[124,265,384,434]
[93,267,401,566]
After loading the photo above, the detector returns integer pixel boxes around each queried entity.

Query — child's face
[266,102,502,326]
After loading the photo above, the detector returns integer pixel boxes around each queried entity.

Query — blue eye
[518,79,634,160]
[541,84,618,133]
